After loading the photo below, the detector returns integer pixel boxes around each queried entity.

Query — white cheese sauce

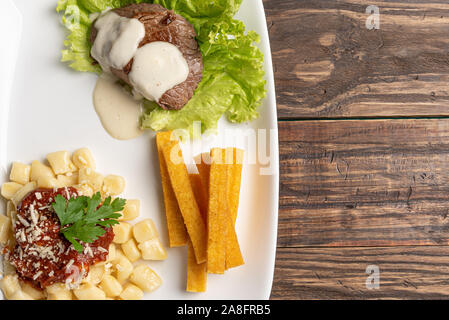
[91,11,145,72]
[93,74,143,140]
[129,41,190,102]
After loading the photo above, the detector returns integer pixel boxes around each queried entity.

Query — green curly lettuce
[56,0,266,133]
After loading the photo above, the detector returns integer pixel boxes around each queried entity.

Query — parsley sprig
[52,192,125,253]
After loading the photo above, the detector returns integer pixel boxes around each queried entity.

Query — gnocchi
[47,291,74,300]
[57,172,79,187]
[1,182,23,200]
[2,260,16,276]
[0,148,164,300]
[6,201,15,219]
[9,290,34,300]
[114,255,134,284]
[100,275,123,297]
[121,238,141,262]
[138,238,168,261]
[37,176,59,189]
[72,148,96,170]
[83,264,107,285]
[0,214,12,245]
[119,199,140,221]
[73,283,106,300]
[130,265,162,292]
[46,151,77,175]
[21,283,45,300]
[9,162,31,185]
[46,283,74,300]
[102,175,125,196]
[46,283,68,294]
[133,219,159,243]
[119,283,144,300]
[113,222,132,244]
[0,275,20,300]
[107,243,117,262]
[74,183,94,197]
[78,167,104,193]
[30,160,55,182]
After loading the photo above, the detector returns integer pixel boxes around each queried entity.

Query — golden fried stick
[186,239,207,292]
[188,173,208,222]
[226,148,244,224]
[207,148,228,274]
[195,152,211,194]
[162,140,207,264]
[224,148,244,269]
[156,132,188,247]
[186,178,208,292]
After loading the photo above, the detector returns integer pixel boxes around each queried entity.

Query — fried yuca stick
[188,173,208,222]
[224,148,244,269]
[187,174,208,292]
[195,153,211,193]
[201,148,243,222]
[162,140,208,264]
[156,132,188,247]
[207,148,228,274]
[187,239,207,292]
[224,210,244,269]
[226,148,244,224]
[202,148,245,271]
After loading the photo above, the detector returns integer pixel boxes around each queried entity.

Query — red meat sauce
[3,187,114,290]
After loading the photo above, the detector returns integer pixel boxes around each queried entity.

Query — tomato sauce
[5,187,114,289]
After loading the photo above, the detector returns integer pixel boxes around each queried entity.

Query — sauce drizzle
[93,74,144,140]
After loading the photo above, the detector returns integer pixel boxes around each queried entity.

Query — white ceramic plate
[0,0,278,300]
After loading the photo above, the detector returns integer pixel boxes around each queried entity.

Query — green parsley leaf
[52,194,86,226]
[52,192,126,253]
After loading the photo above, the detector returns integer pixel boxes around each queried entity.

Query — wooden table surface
[266,0,449,299]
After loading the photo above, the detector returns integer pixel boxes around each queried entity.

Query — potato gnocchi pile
[0,148,166,300]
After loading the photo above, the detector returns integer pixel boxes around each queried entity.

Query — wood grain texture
[279,119,449,247]
[266,0,449,300]
[264,0,449,119]
[271,246,449,300]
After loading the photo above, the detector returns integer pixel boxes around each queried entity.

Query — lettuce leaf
[56,0,266,133]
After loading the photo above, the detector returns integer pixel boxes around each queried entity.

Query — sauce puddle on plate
[93,74,144,140]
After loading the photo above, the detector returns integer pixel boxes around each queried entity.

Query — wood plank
[279,119,449,247]
[271,246,449,300]
[264,0,449,119]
